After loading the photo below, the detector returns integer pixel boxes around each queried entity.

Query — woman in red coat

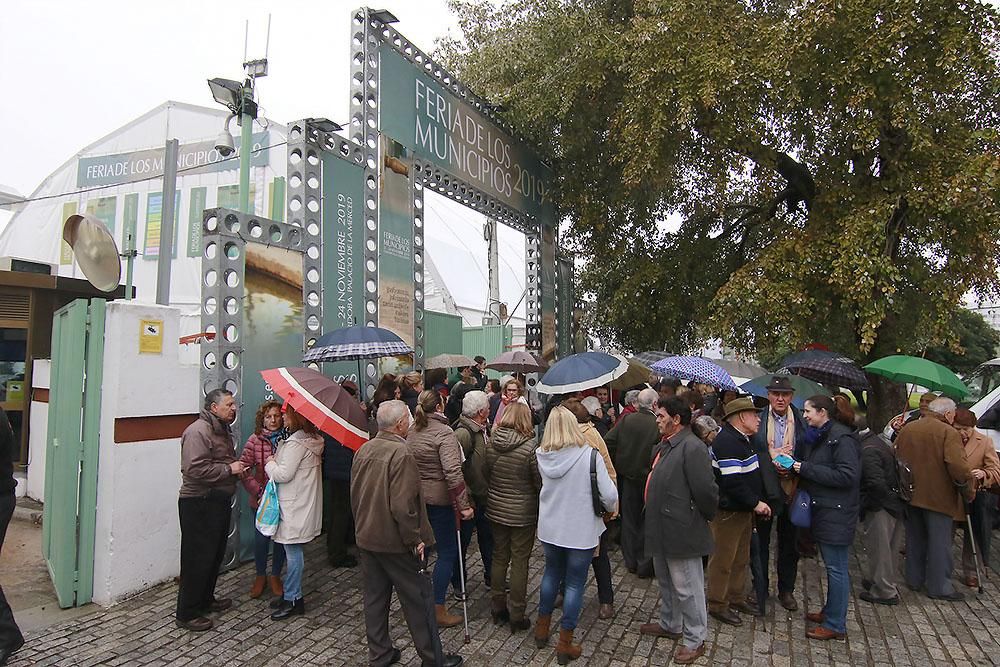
[239,401,286,599]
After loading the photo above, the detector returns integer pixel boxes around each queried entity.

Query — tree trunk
[865,373,907,432]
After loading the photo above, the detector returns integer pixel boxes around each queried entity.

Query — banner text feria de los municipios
[378,47,553,220]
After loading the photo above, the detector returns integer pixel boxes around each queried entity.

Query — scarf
[767,409,796,459]
[804,420,832,446]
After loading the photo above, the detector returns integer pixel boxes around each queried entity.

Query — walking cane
[965,505,984,595]
[455,515,471,644]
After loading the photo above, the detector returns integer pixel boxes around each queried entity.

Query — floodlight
[207,77,243,111]
[370,9,399,23]
[308,117,344,133]
[244,58,268,78]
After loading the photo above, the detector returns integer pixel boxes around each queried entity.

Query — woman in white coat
[264,404,325,620]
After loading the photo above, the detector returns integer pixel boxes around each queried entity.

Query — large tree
[440,0,1000,427]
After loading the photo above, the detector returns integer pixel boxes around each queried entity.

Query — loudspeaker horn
[63,214,122,292]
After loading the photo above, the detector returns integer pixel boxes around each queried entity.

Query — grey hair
[581,396,601,416]
[692,415,720,439]
[461,390,489,417]
[927,397,957,416]
[204,388,233,411]
[638,387,658,410]
[376,399,410,430]
[624,389,640,406]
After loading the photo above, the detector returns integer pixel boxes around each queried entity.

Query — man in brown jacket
[176,389,247,632]
[895,396,973,601]
[352,399,462,667]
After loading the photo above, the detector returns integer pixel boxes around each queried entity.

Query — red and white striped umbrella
[260,367,369,451]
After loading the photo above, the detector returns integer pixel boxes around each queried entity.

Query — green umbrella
[863,355,969,399]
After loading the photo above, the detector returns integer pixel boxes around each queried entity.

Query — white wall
[26,359,50,502]
[92,302,199,606]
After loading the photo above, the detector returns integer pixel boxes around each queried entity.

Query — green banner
[85,197,116,235]
[540,219,557,361]
[142,192,181,259]
[217,183,257,214]
[187,188,207,257]
[321,156,366,383]
[377,137,415,373]
[378,47,554,221]
[122,193,138,254]
[557,256,573,358]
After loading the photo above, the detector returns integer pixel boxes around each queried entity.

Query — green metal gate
[42,298,105,608]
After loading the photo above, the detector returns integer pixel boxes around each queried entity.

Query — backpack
[445,383,470,424]
[895,455,914,503]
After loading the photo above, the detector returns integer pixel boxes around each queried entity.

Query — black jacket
[0,408,14,496]
[604,409,660,480]
[322,434,354,482]
[711,423,765,512]
[799,421,861,546]
[859,430,905,519]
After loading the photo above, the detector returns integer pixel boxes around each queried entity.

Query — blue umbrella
[536,352,629,394]
[303,325,413,363]
[650,356,740,391]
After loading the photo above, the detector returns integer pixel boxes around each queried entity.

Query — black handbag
[589,449,603,517]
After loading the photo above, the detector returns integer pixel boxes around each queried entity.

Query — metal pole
[239,85,254,214]
[155,138,179,305]
[123,231,135,301]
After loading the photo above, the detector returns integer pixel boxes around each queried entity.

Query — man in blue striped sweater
[706,397,772,626]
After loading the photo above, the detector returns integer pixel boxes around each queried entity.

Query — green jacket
[454,415,489,499]
[604,408,660,480]
[483,426,541,527]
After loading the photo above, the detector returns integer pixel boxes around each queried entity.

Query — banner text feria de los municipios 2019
[378,47,553,221]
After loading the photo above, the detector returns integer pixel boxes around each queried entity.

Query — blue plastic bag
[789,488,811,528]
[255,479,280,537]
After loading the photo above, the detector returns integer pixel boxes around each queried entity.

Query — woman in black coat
[792,395,860,641]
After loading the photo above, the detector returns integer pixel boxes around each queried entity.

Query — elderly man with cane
[351,400,463,667]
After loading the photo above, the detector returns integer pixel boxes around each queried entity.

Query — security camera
[215,130,236,157]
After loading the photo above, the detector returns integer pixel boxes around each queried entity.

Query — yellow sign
[139,319,164,354]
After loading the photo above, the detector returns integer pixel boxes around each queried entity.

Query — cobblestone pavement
[8,529,1000,666]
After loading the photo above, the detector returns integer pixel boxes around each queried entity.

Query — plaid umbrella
[649,356,740,391]
[631,350,674,367]
[259,367,369,450]
[780,349,855,367]
[303,325,413,363]
[486,350,547,373]
[778,357,870,390]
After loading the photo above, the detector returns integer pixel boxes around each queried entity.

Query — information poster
[122,193,138,255]
[85,196,117,235]
[540,219,558,361]
[142,191,181,259]
[321,155,366,383]
[187,187,207,257]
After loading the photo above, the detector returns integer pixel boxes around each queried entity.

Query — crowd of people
[168,360,1000,666]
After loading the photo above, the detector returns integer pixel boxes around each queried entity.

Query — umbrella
[536,352,630,394]
[741,374,831,409]
[780,349,855,368]
[649,356,740,391]
[609,358,653,390]
[303,325,413,363]
[711,359,769,383]
[424,353,476,370]
[260,367,369,451]
[863,355,969,400]
[749,525,768,622]
[486,350,547,373]
[631,350,674,367]
[778,357,870,390]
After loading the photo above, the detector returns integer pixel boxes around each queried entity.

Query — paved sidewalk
[7,530,1000,666]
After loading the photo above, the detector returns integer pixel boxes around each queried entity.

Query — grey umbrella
[423,353,476,370]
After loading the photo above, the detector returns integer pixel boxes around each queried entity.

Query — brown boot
[490,594,510,624]
[556,628,582,664]
[269,575,283,598]
[534,614,552,648]
[435,604,462,628]
[249,575,266,599]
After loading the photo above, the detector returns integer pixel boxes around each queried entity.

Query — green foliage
[441,0,1000,363]
[924,308,1000,376]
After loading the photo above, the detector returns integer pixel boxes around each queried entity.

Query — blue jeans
[254,527,286,576]
[818,542,850,634]
[538,542,593,631]
[283,543,304,602]
[426,504,460,605]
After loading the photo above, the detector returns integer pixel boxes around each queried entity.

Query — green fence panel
[423,311,463,359]
[463,325,513,379]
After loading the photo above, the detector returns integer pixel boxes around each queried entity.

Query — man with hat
[706,396,772,626]
[750,376,806,611]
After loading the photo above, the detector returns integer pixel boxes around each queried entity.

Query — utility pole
[155,139,179,305]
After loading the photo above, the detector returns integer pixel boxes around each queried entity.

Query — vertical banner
[60,202,77,265]
[269,177,286,222]
[85,197,117,235]
[122,193,138,255]
[143,191,181,259]
[321,155,366,382]
[540,217,557,361]
[556,256,573,358]
[217,183,256,213]
[377,137,415,373]
[186,187,207,257]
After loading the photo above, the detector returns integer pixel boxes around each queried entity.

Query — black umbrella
[749,525,768,626]
[630,350,674,367]
[778,349,870,390]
